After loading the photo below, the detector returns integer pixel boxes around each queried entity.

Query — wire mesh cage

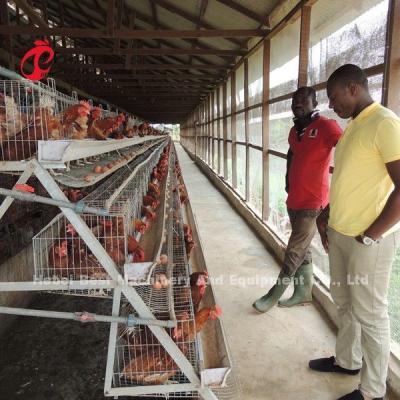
[0,78,165,162]
[108,146,205,397]
[32,140,171,300]
[0,78,79,161]
[33,209,128,281]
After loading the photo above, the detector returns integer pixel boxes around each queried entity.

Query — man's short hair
[293,86,317,106]
[327,64,369,90]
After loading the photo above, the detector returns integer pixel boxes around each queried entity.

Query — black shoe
[309,356,360,375]
[337,389,383,400]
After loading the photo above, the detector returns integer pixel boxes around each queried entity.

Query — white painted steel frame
[0,153,219,400]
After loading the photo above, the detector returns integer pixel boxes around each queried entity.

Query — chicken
[109,114,126,139]
[61,218,124,274]
[134,219,148,235]
[103,238,125,267]
[151,168,162,182]
[101,216,125,237]
[173,305,222,342]
[62,100,91,139]
[143,195,159,209]
[147,182,160,198]
[185,239,195,258]
[0,93,27,142]
[88,113,125,140]
[54,223,109,279]
[121,344,188,384]
[70,245,108,279]
[183,224,192,240]
[124,120,137,138]
[87,106,102,130]
[141,206,156,221]
[48,240,69,276]
[121,312,189,362]
[178,184,189,204]
[137,123,146,137]
[62,188,86,203]
[102,218,126,267]
[2,107,61,160]
[183,224,195,258]
[127,235,145,262]
[190,272,209,313]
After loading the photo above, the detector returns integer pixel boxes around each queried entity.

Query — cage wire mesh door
[0,78,78,161]
[33,140,168,298]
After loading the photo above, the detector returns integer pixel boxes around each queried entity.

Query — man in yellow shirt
[309,64,400,400]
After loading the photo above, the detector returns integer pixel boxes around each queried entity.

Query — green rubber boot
[278,263,313,307]
[252,271,291,313]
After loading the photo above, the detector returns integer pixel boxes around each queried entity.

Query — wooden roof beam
[54,73,221,80]
[24,46,245,56]
[76,81,214,87]
[55,63,232,70]
[0,25,265,38]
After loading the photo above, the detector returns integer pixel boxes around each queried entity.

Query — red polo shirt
[286,116,342,210]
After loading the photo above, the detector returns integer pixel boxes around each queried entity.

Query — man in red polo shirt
[253,86,342,313]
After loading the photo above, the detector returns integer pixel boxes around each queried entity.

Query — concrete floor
[175,144,363,400]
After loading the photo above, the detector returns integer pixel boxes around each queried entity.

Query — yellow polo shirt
[329,102,400,237]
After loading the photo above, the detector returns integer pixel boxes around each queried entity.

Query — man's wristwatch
[360,234,380,246]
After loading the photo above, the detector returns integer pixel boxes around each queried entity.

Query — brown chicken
[62,100,91,139]
[134,219,149,235]
[109,114,126,139]
[121,311,189,360]
[48,240,69,277]
[151,167,162,182]
[143,195,159,209]
[70,245,108,279]
[121,344,188,384]
[57,223,109,279]
[190,272,209,313]
[2,107,61,160]
[61,219,123,274]
[127,235,145,262]
[62,188,86,203]
[88,113,125,140]
[173,305,222,342]
[147,182,160,198]
[141,206,156,221]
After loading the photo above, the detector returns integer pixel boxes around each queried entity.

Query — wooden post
[202,102,205,160]
[223,82,228,180]
[244,58,250,201]
[231,70,237,187]
[383,0,400,115]
[262,39,271,221]
[205,100,207,161]
[216,87,221,174]
[206,95,210,164]
[298,5,311,87]
[211,90,215,170]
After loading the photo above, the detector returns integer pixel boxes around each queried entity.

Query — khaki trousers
[327,227,398,398]
[282,208,320,276]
